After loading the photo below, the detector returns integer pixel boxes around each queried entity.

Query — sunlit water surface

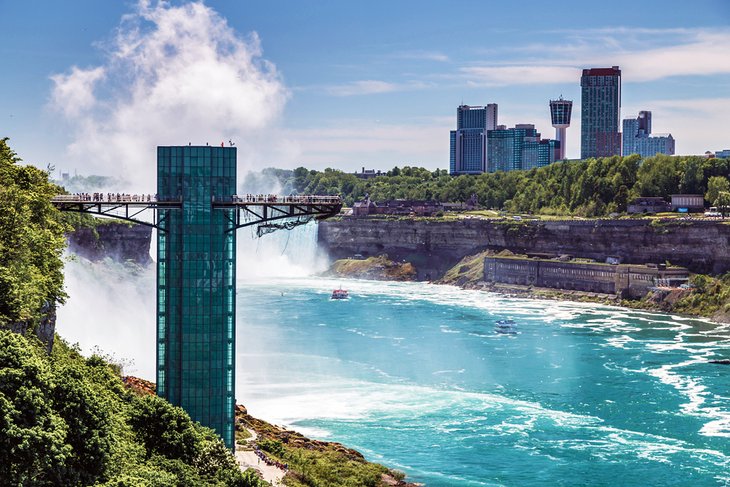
[237,278,730,486]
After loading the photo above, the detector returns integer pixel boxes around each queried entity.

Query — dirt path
[235,428,286,486]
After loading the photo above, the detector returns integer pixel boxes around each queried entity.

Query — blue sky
[2,0,729,189]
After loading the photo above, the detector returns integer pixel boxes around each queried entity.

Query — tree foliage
[245,155,730,216]
[0,138,67,328]
[706,176,730,205]
[0,331,264,487]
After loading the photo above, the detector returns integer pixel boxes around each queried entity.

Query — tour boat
[495,319,518,334]
[331,288,349,300]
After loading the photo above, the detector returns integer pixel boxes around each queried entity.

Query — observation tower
[52,145,342,449]
[549,96,572,160]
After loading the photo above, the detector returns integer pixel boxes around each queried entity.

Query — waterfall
[56,221,328,380]
[56,254,157,379]
[236,221,329,280]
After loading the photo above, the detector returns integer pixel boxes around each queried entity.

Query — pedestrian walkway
[235,428,286,486]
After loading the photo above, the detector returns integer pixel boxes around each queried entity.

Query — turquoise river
[237,277,730,486]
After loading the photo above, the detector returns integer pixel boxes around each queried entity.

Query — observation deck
[52,193,343,234]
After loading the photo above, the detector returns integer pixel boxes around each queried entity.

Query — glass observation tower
[51,145,341,449]
[156,146,238,447]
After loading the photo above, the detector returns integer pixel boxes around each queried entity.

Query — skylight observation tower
[52,145,342,448]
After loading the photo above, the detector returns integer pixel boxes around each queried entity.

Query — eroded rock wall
[318,218,730,279]
[68,222,153,265]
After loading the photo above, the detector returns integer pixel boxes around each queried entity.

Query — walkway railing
[51,193,182,204]
[213,194,342,205]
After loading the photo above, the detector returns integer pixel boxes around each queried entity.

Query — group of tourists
[71,193,156,202]
[231,194,341,204]
[253,447,288,471]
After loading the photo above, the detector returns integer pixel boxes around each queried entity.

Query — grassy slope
[326,255,417,281]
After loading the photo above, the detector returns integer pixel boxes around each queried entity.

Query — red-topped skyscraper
[580,66,621,159]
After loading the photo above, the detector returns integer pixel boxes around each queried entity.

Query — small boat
[496,319,515,327]
[331,288,349,300]
[495,319,518,334]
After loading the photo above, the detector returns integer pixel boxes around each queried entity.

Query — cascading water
[236,221,328,279]
[56,254,157,379]
[56,221,327,380]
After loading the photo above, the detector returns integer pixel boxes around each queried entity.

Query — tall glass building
[450,104,498,175]
[580,66,621,159]
[487,124,560,172]
[156,146,237,449]
[622,111,675,157]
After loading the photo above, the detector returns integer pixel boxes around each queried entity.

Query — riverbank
[324,250,730,324]
[124,378,418,486]
[435,250,730,323]
[234,405,420,487]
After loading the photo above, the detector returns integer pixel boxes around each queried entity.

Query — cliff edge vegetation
[0,330,265,486]
[325,255,417,281]
[636,273,730,323]
[0,138,66,333]
[235,407,416,487]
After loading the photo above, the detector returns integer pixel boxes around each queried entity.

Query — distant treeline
[243,155,730,217]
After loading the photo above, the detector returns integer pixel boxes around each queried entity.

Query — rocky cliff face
[68,222,153,265]
[318,218,730,279]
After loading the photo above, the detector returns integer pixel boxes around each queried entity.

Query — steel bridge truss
[212,199,342,233]
[50,199,183,231]
[52,196,342,235]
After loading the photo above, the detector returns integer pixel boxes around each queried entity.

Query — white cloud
[50,66,106,118]
[616,32,730,82]
[392,50,450,62]
[282,118,451,169]
[327,80,400,97]
[460,65,580,87]
[50,0,288,191]
[461,29,730,87]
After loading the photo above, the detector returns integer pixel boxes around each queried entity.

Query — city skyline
[2,1,730,189]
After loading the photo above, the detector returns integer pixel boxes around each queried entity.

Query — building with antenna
[549,96,572,160]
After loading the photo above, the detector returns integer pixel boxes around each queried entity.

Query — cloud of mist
[50,0,289,191]
[56,255,157,379]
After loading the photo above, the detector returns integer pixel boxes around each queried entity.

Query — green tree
[706,176,730,205]
[0,138,67,329]
[0,330,71,486]
[714,191,730,217]
[128,394,201,462]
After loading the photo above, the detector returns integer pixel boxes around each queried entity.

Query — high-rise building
[156,146,237,449]
[637,110,651,136]
[450,104,498,174]
[487,124,560,172]
[622,111,675,157]
[581,66,621,159]
[549,96,572,160]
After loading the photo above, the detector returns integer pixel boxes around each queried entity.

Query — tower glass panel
[156,146,237,449]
